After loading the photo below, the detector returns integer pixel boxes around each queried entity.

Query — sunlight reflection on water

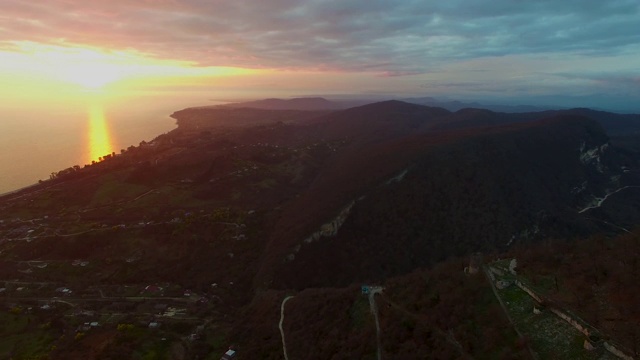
[0,92,215,193]
[88,102,114,163]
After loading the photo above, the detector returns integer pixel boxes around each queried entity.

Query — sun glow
[88,103,114,163]
[7,42,143,89]
[1,41,262,93]
[60,56,125,89]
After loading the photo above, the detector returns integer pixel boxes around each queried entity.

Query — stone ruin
[464,253,483,275]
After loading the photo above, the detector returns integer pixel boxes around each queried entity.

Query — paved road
[279,296,295,360]
[368,287,383,360]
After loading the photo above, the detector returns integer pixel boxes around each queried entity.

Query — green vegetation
[349,297,371,330]
[0,312,55,359]
[91,176,149,207]
[204,331,229,359]
[492,266,618,359]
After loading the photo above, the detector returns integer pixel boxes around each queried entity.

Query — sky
[1,0,639,111]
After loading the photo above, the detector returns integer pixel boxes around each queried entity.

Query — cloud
[552,71,640,97]
[1,0,639,74]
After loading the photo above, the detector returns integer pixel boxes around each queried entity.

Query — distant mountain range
[221,96,560,113]
[402,96,557,112]
[220,97,369,111]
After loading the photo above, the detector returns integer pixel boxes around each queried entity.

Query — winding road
[368,287,384,360]
[279,295,295,360]
[578,186,640,213]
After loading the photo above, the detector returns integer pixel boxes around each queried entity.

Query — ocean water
[0,91,220,194]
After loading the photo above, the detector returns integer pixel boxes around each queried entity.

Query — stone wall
[514,281,544,305]
[486,266,634,360]
[513,276,635,359]
[548,307,590,337]
[604,342,635,360]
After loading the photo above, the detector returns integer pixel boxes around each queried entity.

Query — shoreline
[0,182,40,198]
[0,92,227,198]
[0,106,190,198]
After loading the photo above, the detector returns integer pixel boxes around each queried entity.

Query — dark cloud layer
[2,0,639,72]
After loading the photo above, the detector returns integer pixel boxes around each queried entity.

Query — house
[464,253,482,275]
[143,285,163,294]
[73,309,95,317]
[220,349,237,359]
[77,321,98,332]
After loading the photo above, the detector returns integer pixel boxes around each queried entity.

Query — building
[220,349,236,360]
[464,253,483,275]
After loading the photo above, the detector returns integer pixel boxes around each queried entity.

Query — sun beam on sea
[88,103,114,163]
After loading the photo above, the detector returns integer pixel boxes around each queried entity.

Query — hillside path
[279,296,295,360]
[368,287,383,360]
[578,186,640,213]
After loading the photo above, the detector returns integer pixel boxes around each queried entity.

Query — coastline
[0,182,40,198]
[0,105,187,197]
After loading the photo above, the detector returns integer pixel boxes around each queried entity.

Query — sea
[0,91,224,194]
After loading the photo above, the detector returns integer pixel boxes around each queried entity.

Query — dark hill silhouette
[551,108,640,136]
[221,97,368,110]
[403,96,555,112]
[305,100,452,143]
[170,107,328,130]
[431,107,640,136]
